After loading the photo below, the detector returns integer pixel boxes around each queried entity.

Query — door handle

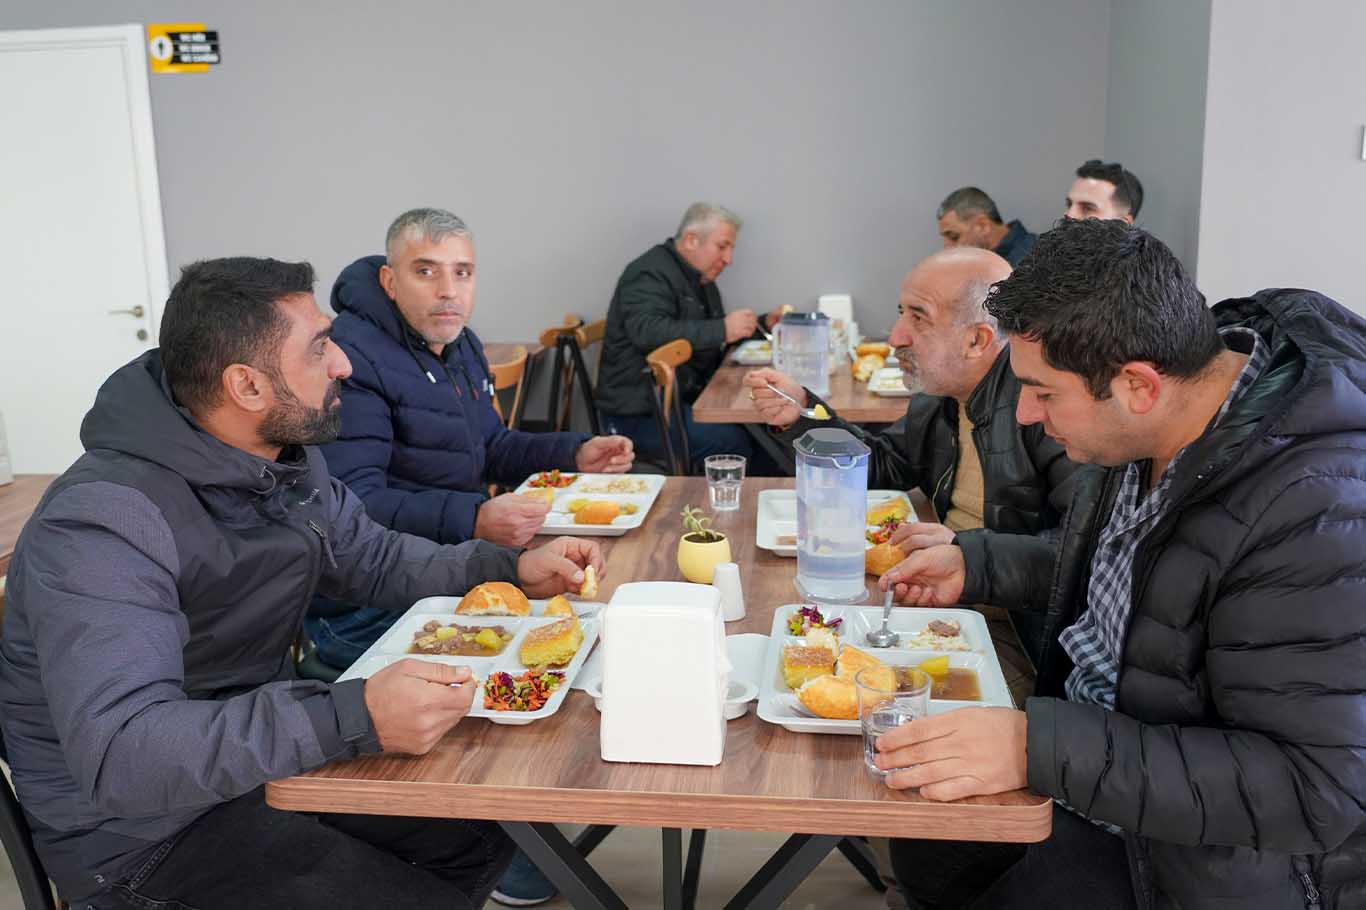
[108,306,146,318]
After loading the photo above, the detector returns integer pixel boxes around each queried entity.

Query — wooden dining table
[691,360,909,426]
[0,475,55,615]
[266,477,1051,909]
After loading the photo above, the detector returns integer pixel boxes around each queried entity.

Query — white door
[0,24,168,474]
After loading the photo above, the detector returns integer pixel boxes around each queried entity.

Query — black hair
[937,187,1003,224]
[985,219,1222,398]
[1075,159,1144,217]
[159,257,316,413]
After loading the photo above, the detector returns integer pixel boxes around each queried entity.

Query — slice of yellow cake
[519,617,584,669]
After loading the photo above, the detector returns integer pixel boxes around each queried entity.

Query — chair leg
[568,342,602,435]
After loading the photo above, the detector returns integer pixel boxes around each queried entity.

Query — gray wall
[1104,0,1210,271]
[1197,0,1364,313]
[6,0,1109,342]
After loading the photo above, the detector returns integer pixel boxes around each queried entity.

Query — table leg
[723,833,842,909]
[573,824,615,857]
[500,821,627,910]
[837,836,887,892]
[682,829,707,909]
[663,828,683,910]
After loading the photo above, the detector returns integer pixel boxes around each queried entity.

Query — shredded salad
[786,605,843,636]
[483,670,566,712]
[527,470,577,489]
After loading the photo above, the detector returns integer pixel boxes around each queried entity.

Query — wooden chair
[645,339,694,475]
[487,344,530,428]
[537,314,605,435]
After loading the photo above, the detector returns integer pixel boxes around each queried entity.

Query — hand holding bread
[516,536,606,598]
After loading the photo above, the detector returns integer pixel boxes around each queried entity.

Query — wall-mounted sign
[146,23,220,73]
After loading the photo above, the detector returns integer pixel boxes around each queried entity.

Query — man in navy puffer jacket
[307,209,633,669]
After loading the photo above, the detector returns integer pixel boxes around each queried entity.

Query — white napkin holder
[599,582,728,766]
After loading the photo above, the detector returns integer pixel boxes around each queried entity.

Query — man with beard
[0,257,605,909]
[745,247,1086,908]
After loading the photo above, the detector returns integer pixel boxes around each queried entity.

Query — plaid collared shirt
[1060,328,1271,710]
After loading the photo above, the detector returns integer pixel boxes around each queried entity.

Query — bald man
[747,248,1088,908]
[746,248,1087,694]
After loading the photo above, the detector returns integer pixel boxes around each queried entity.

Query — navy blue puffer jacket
[319,256,588,544]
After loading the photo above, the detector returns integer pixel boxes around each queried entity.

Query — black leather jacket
[962,289,1366,909]
[781,347,1091,663]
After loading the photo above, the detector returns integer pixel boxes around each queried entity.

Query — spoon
[764,382,829,421]
[866,587,900,648]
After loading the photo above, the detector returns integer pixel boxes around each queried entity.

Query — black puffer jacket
[782,347,1091,664]
[965,290,1366,909]
[597,239,730,417]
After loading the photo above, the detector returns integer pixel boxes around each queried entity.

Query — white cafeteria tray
[755,489,914,557]
[731,339,773,365]
[512,472,666,537]
[869,367,913,397]
[756,605,1012,734]
[337,596,603,725]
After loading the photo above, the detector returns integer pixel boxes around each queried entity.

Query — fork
[764,382,829,421]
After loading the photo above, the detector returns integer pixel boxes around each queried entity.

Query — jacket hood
[331,255,409,342]
[79,350,309,495]
[1172,288,1366,501]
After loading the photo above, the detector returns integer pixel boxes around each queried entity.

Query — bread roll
[865,541,906,577]
[852,354,885,381]
[796,675,858,720]
[544,595,575,617]
[456,582,532,616]
[856,342,892,357]
[579,564,599,599]
[866,498,910,526]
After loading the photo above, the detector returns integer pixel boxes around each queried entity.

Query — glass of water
[704,454,746,511]
[856,667,932,779]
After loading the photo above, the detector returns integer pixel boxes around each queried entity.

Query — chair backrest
[645,339,694,474]
[561,317,607,432]
[487,345,529,427]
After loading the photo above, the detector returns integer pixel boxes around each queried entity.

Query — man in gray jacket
[0,257,604,909]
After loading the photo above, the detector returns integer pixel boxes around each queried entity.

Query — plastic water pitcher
[793,428,869,602]
[774,311,831,395]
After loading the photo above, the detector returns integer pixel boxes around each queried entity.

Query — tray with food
[756,604,1011,734]
[755,489,914,557]
[730,339,773,365]
[868,366,913,397]
[337,583,603,725]
[511,472,667,536]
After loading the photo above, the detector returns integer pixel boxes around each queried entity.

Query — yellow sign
[147,23,220,74]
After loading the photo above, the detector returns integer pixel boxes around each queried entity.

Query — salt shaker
[711,562,746,622]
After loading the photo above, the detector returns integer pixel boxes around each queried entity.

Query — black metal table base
[500,823,862,910]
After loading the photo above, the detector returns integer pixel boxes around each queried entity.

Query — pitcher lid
[779,311,830,324]
[793,427,871,459]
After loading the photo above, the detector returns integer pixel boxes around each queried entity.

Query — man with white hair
[597,202,783,470]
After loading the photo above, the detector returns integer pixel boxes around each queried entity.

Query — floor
[0,827,893,909]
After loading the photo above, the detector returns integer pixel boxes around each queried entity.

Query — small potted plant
[677,505,732,584]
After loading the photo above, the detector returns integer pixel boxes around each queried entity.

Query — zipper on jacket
[307,520,338,570]
[1293,856,1322,910]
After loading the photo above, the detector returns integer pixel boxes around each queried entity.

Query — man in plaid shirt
[873,219,1365,909]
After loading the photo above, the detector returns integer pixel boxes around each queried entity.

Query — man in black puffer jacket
[879,219,1365,909]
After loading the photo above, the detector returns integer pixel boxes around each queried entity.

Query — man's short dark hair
[937,187,1003,224]
[985,219,1222,399]
[160,257,316,413]
[1075,159,1144,218]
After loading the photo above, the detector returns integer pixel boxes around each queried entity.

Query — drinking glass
[856,667,932,778]
[704,454,746,511]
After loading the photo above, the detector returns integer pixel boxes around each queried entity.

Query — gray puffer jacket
[0,351,521,901]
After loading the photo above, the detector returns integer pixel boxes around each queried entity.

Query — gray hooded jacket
[0,351,520,900]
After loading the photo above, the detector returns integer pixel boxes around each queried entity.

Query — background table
[692,363,908,425]
[0,475,53,579]
[267,477,1050,908]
